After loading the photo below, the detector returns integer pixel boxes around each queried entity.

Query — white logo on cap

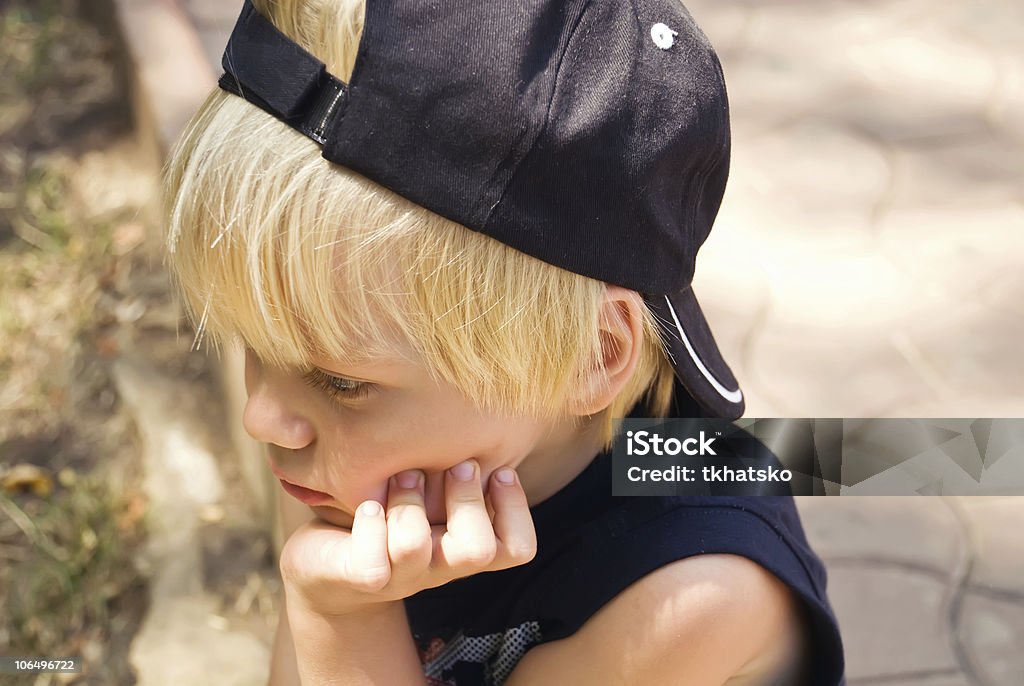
[663,295,744,405]
[650,23,678,50]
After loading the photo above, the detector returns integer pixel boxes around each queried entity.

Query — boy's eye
[302,368,371,403]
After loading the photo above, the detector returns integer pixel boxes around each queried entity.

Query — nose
[242,348,315,450]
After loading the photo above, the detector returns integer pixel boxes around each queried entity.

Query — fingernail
[396,470,422,489]
[360,501,381,516]
[450,460,475,481]
[495,468,515,485]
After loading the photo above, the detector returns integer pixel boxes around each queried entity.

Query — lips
[269,463,335,506]
[278,478,336,506]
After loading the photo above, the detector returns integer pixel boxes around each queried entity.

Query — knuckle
[456,538,497,567]
[350,565,390,593]
[387,494,422,510]
[508,541,537,563]
[386,505,421,530]
[389,532,429,562]
[386,509,430,561]
[449,491,483,505]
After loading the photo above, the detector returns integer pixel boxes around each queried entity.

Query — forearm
[286,599,426,685]
[268,601,301,686]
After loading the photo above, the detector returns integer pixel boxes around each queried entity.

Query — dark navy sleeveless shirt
[404,383,846,685]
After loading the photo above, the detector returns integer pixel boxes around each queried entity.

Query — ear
[571,285,646,417]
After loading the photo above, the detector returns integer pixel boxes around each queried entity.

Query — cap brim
[644,287,745,419]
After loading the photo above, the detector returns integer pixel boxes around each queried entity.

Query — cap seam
[683,53,728,254]
[478,0,594,231]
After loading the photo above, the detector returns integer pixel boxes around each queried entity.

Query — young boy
[164,0,845,683]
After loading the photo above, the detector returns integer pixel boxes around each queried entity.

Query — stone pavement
[112,0,1024,684]
[683,0,1024,421]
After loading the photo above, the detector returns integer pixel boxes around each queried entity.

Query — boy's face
[243,343,598,529]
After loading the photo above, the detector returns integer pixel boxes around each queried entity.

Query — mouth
[278,478,336,506]
[269,463,336,506]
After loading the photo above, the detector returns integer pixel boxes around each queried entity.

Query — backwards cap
[218,0,745,419]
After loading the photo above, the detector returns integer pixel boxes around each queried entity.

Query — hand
[279,459,537,618]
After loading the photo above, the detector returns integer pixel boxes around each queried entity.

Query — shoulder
[504,554,807,686]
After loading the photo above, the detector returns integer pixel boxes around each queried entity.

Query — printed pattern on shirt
[415,620,543,685]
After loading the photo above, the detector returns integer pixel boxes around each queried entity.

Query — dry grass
[0,0,126,445]
[1,1,150,683]
[0,477,147,681]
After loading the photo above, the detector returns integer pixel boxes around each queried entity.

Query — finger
[278,518,351,589]
[436,459,496,571]
[385,470,432,572]
[347,500,391,591]
[487,467,537,569]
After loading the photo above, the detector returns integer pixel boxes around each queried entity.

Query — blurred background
[0,0,1021,684]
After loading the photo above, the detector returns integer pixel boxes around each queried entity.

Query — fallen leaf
[1,463,53,497]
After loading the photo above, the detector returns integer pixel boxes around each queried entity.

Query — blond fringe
[162,0,678,452]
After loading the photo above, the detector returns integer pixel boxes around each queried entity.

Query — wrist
[286,589,405,627]
[285,597,423,685]
[282,575,373,620]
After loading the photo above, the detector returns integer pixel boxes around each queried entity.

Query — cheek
[350,404,490,469]
[318,420,453,505]
[320,403,542,509]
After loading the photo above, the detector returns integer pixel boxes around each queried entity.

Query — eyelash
[302,368,371,403]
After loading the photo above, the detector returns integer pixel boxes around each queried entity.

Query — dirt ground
[0,2,277,683]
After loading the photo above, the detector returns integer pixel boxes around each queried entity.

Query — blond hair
[163,0,677,452]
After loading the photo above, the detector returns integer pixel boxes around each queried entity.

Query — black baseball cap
[217,0,745,419]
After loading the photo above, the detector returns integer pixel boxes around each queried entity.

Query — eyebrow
[316,366,377,383]
[314,357,414,383]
